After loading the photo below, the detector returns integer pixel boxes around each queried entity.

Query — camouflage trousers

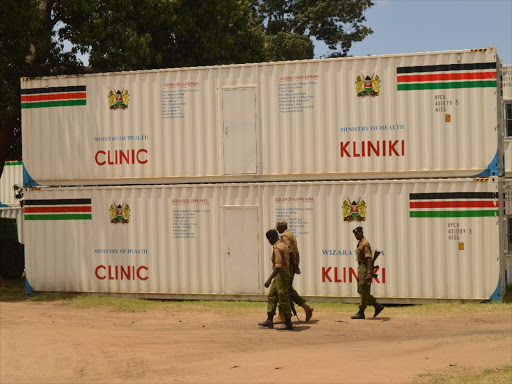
[267,269,292,320]
[357,263,376,311]
[288,264,306,306]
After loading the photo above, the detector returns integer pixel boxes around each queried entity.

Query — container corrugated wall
[503,64,512,100]
[0,162,24,243]
[24,179,501,302]
[503,65,512,176]
[0,162,23,206]
[22,48,499,186]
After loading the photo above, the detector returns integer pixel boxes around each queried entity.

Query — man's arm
[365,256,373,281]
[364,244,373,281]
[266,248,283,287]
[265,268,280,288]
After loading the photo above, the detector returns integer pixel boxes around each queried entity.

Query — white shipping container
[502,65,512,176]
[503,64,512,100]
[22,48,500,186]
[24,179,504,302]
[0,161,23,207]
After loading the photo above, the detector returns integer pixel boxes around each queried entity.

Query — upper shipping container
[21,48,501,186]
[502,64,512,177]
[503,64,512,100]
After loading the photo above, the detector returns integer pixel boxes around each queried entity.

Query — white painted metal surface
[22,48,500,186]
[503,64,512,100]
[222,88,257,175]
[0,162,23,207]
[224,206,260,294]
[24,179,502,301]
[503,65,512,176]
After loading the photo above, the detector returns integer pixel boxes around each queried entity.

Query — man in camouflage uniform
[351,226,385,319]
[258,229,294,330]
[276,220,313,322]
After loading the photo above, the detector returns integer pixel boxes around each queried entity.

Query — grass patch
[502,284,512,303]
[0,278,26,301]
[69,297,270,314]
[1,278,512,315]
[412,365,512,384]
[0,278,77,302]
[67,298,512,316]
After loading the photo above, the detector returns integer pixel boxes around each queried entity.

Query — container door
[224,206,259,294]
[222,88,257,174]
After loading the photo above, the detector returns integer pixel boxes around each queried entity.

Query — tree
[0,0,266,176]
[0,0,374,177]
[57,0,265,71]
[252,0,374,61]
[0,0,82,177]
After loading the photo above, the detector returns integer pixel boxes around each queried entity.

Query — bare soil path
[1,302,511,384]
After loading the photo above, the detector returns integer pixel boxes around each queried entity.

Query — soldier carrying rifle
[351,226,385,319]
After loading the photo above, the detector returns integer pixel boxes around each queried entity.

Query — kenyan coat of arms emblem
[110,203,130,224]
[343,198,367,222]
[108,89,129,110]
[356,74,380,98]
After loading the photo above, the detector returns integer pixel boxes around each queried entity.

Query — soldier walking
[351,226,385,319]
[275,220,314,322]
[258,229,294,330]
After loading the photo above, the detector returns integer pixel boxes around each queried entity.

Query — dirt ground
[1,302,511,384]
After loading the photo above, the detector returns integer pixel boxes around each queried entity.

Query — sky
[315,0,512,64]
[74,0,512,66]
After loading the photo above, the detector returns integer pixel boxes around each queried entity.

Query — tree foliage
[57,0,265,71]
[252,0,374,60]
[0,0,374,173]
[0,0,81,169]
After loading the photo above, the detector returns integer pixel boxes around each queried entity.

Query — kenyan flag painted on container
[24,199,92,220]
[397,62,496,91]
[21,86,87,109]
[409,192,499,218]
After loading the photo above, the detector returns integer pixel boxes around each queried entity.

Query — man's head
[275,220,287,233]
[353,226,364,240]
[266,229,279,245]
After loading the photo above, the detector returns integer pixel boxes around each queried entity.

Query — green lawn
[412,365,512,384]
[1,278,511,315]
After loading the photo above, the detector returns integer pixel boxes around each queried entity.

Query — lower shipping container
[24,179,505,303]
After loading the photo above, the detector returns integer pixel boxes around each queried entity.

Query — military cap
[275,220,287,227]
[353,226,363,234]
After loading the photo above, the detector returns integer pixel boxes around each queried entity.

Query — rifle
[289,292,300,322]
[371,250,382,278]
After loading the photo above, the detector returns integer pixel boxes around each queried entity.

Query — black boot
[373,301,385,318]
[276,319,294,331]
[258,315,274,328]
[351,310,365,319]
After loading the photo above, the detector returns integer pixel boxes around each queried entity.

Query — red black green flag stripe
[24,198,92,220]
[409,192,499,218]
[397,62,497,91]
[21,86,87,109]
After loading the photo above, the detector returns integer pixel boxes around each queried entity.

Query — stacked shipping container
[0,162,24,243]
[21,47,505,302]
[502,64,512,276]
